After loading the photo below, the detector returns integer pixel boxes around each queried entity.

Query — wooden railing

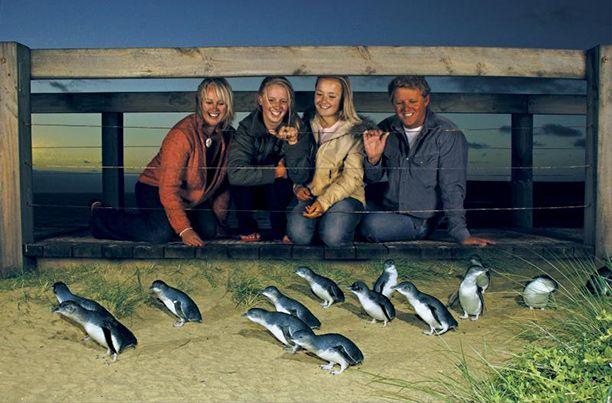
[0,44,609,272]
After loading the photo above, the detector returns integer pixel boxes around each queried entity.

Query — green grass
[368,255,612,402]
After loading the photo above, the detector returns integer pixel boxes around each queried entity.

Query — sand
[0,259,551,401]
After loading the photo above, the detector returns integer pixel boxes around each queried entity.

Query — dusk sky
[0,0,610,191]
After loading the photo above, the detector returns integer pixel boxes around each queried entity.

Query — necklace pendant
[205,138,212,148]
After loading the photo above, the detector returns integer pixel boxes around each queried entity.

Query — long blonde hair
[314,76,361,126]
[257,76,299,129]
[196,77,234,130]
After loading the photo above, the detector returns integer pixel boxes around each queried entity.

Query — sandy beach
[0,258,550,401]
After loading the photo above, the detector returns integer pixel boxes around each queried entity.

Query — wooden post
[511,113,533,229]
[101,112,124,207]
[585,45,611,258]
[0,42,33,273]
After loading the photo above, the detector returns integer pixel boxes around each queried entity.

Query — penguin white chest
[357,295,386,320]
[382,274,398,298]
[267,324,289,345]
[459,284,481,314]
[311,282,331,301]
[158,294,179,316]
[412,300,440,328]
[318,348,348,366]
[84,323,117,350]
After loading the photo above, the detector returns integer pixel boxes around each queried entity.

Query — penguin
[585,266,611,296]
[53,300,137,361]
[522,275,558,309]
[392,282,458,335]
[52,281,111,315]
[373,259,399,298]
[289,330,364,375]
[243,308,314,353]
[347,281,395,326]
[149,280,202,327]
[295,267,344,308]
[448,266,488,320]
[260,286,321,329]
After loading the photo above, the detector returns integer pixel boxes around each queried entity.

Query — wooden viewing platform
[1,43,610,272]
[25,229,590,262]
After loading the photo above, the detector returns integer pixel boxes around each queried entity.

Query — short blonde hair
[196,78,234,129]
[315,76,361,125]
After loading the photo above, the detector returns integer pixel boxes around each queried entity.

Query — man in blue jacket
[360,76,494,246]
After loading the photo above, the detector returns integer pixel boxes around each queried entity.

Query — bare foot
[239,233,261,242]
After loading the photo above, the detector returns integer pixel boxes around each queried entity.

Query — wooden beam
[30,46,585,79]
[584,45,611,258]
[101,112,125,208]
[0,42,33,273]
[31,91,587,115]
[511,113,533,229]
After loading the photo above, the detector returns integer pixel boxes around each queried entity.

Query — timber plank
[133,244,164,259]
[102,243,133,259]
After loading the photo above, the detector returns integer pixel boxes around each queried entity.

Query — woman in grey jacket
[286,76,374,247]
[227,76,310,241]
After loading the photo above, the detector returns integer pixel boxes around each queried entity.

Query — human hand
[180,228,205,247]
[363,130,389,165]
[461,236,496,247]
[275,159,287,179]
[294,185,313,201]
[303,200,324,219]
[278,126,299,145]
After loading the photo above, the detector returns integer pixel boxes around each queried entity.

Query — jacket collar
[310,118,354,144]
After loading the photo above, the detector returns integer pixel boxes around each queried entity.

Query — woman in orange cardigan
[90,78,234,246]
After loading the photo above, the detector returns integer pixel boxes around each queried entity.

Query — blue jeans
[359,206,433,242]
[287,198,363,247]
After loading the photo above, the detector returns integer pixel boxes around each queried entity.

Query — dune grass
[367,254,612,402]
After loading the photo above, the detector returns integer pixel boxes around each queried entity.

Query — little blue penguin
[393,282,458,335]
[373,259,399,298]
[347,281,395,326]
[260,286,321,329]
[150,280,202,327]
[585,266,611,296]
[53,300,137,361]
[289,330,364,375]
[295,266,344,308]
[243,308,314,353]
[522,275,558,309]
[450,266,488,320]
[52,281,111,315]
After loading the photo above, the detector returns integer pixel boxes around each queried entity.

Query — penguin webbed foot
[459,312,468,319]
[320,362,335,372]
[331,364,347,375]
[470,315,479,321]
[284,345,300,354]
[173,319,186,328]
[423,328,435,336]
[370,318,377,324]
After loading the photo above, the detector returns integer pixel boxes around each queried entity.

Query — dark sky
[0,0,609,49]
[0,0,609,188]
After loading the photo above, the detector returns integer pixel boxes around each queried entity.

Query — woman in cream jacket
[286,76,375,247]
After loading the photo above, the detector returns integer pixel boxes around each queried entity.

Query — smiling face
[200,85,228,128]
[258,83,290,131]
[392,87,430,129]
[315,78,342,126]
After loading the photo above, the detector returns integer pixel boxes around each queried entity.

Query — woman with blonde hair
[91,77,234,246]
[286,76,375,246]
[228,76,311,242]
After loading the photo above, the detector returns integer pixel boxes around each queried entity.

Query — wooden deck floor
[25,228,591,261]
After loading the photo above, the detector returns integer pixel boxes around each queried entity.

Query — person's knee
[320,226,354,247]
[287,217,314,245]
[359,217,382,242]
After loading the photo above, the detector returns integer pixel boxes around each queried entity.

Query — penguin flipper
[279,326,295,347]
[447,290,459,307]
[371,292,395,321]
[330,284,345,303]
[478,287,485,314]
[173,300,186,320]
[101,324,117,356]
[373,275,385,294]
[331,345,357,365]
